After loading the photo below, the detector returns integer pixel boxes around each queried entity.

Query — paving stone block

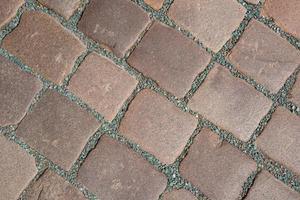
[289,74,300,106]
[77,135,167,200]
[2,11,85,84]
[0,55,42,126]
[144,0,164,10]
[168,0,246,52]
[180,128,256,200]
[245,171,300,200]
[78,0,150,57]
[16,90,100,170]
[189,64,272,142]
[162,189,197,200]
[128,22,211,97]
[0,0,23,27]
[38,0,81,19]
[228,20,300,93]
[256,107,300,175]
[68,53,138,121]
[119,89,197,164]
[0,135,37,200]
[262,0,300,39]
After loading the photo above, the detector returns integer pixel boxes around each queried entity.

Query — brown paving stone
[228,20,300,93]
[68,53,138,121]
[119,89,197,164]
[262,0,300,39]
[289,74,300,106]
[128,22,211,97]
[77,135,167,200]
[0,55,42,126]
[246,0,259,4]
[78,0,150,57]
[0,0,23,27]
[23,170,86,200]
[189,64,272,142]
[2,11,85,84]
[0,135,37,200]
[162,189,197,200]
[256,107,300,175]
[144,0,164,10]
[245,171,300,200]
[168,0,246,52]
[38,0,81,19]
[16,90,100,170]
[180,128,256,200]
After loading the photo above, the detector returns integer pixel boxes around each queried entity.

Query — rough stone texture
[0,55,42,126]
[168,0,246,52]
[128,22,211,97]
[289,74,300,106]
[246,0,260,4]
[162,189,197,200]
[38,0,81,19]
[78,0,150,57]
[228,20,300,93]
[0,135,37,200]
[16,90,100,170]
[119,89,197,164]
[77,135,167,200]
[23,170,86,200]
[245,171,300,200]
[68,53,138,121]
[180,128,256,200]
[256,107,300,175]
[262,0,300,39]
[0,0,23,27]
[144,0,164,10]
[2,11,85,84]
[189,64,272,142]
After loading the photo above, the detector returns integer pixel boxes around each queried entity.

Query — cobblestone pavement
[0,0,300,199]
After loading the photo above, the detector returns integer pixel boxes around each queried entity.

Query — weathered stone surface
[2,11,85,84]
[38,0,81,19]
[289,74,300,106]
[144,0,164,10]
[68,53,138,121]
[119,89,197,164]
[162,189,197,200]
[180,128,256,200]
[128,22,211,97]
[77,135,167,200]
[16,90,100,170]
[0,0,23,27]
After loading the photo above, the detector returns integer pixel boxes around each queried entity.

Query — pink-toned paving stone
[119,89,198,164]
[0,135,37,200]
[16,90,100,170]
[256,107,300,175]
[168,0,246,52]
[162,189,197,200]
[180,128,257,200]
[78,0,150,57]
[0,0,23,27]
[144,0,164,10]
[189,64,272,142]
[0,55,42,126]
[2,11,85,84]
[245,171,300,200]
[246,0,260,4]
[289,74,300,106]
[262,0,300,39]
[38,0,81,19]
[23,170,86,200]
[228,20,300,93]
[68,53,138,121]
[128,22,211,97]
[77,135,167,200]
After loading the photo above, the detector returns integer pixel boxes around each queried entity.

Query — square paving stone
[68,53,138,121]
[2,11,85,84]
[228,20,300,93]
[189,64,272,142]
[78,0,150,57]
[38,0,81,19]
[0,0,23,27]
[128,22,211,97]
[0,55,42,126]
[180,128,257,200]
[0,135,37,200]
[77,135,167,200]
[168,0,246,52]
[119,89,198,164]
[245,171,300,200]
[16,90,100,170]
[256,107,300,175]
